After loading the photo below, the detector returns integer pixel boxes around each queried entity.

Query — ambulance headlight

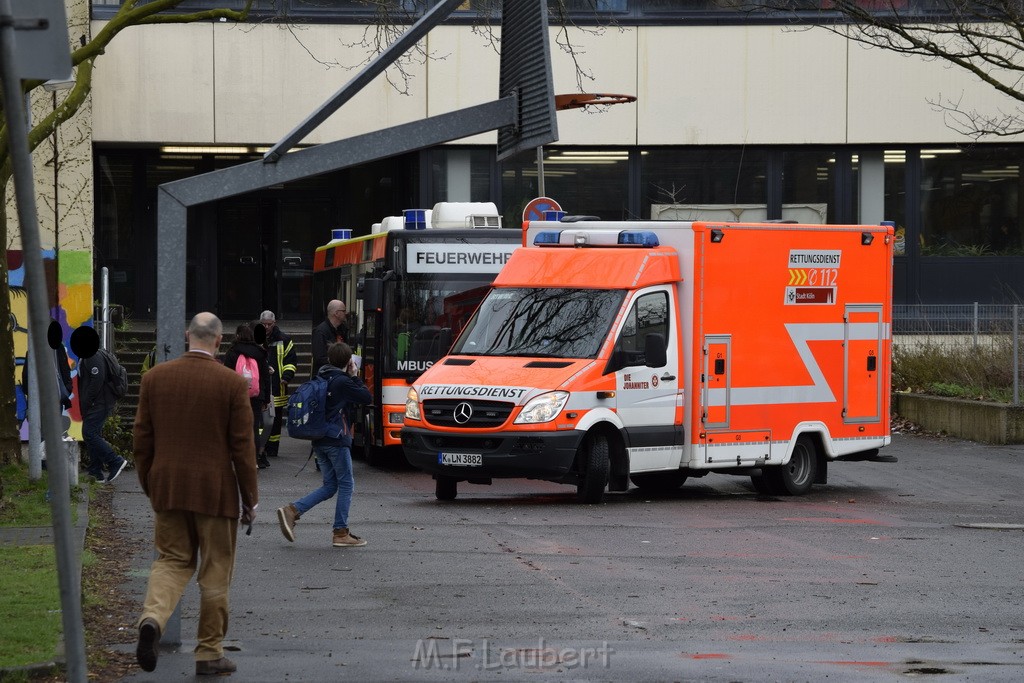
[515,391,569,424]
[405,388,421,421]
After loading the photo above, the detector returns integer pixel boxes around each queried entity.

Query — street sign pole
[0,2,85,681]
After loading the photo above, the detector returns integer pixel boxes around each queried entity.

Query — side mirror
[360,278,384,311]
[644,333,667,368]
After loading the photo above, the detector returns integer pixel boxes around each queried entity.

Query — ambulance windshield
[452,287,625,359]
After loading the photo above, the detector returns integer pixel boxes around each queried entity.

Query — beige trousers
[138,510,238,661]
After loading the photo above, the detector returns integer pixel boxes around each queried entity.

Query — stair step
[112,323,313,420]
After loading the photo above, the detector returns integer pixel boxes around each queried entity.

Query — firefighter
[259,310,297,458]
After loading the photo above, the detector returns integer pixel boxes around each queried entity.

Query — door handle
[239,256,254,265]
[661,373,676,381]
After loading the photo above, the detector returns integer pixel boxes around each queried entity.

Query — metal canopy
[156,0,557,360]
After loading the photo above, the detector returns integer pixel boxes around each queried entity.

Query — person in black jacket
[310,299,349,379]
[221,323,272,469]
[276,342,372,548]
[71,326,128,483]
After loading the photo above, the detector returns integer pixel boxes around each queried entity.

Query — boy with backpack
[221,323,272,469]
[277,342,371,548]
[70,325,129,483]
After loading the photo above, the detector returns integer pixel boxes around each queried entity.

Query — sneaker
[107,459,128,483]
[332,528,367,547]
[276,504,299,542]
[196,656,236,676]
[136,617,160,672]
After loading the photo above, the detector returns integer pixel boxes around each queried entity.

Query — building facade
[83,1,1024,320]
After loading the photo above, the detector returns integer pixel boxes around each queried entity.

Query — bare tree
[765,0,1024,138]
[0,0,255,464]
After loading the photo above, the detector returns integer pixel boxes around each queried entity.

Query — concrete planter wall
[894,393,1024,444]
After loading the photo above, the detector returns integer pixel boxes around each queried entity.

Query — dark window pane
[640,148,767,220]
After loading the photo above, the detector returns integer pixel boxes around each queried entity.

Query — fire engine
[402,219,894,502]
[313,203,520,462]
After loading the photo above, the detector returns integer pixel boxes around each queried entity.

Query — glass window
[641,147,767,220]
[782,149,836,223]
[453,287,626,359]
[501,147,630,224]
[615,290,668,366]
[429,148,493,205]
[920,146,1023,256]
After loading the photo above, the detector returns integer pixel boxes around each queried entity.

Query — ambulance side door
[611,287,681,470]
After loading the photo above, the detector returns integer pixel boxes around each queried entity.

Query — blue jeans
[82,408,122,479]
[293,442,354,531]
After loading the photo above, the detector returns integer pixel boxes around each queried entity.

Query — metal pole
[536,146,545,197]
[26,326,43,480]
[0,3,87,680]
[1014,305,1019,406]
[973,301,979,349]
[100,266,110,350]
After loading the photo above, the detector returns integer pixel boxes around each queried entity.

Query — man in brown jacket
[133,312,259,677]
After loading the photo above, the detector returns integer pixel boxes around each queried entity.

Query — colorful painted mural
[9,248,93,441]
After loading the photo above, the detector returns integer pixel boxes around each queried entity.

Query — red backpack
[235,355,260,398]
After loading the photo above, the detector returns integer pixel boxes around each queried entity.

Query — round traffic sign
[523,197,562,222]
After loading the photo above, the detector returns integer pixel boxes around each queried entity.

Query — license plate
[439,452,482,466]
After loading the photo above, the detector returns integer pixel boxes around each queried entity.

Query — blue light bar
[533,231,562,245]
[618,231,660,247]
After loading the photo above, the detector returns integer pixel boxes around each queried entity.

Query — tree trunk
[0,190,22,465]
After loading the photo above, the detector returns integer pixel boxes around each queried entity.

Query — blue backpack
[285,376,330,440]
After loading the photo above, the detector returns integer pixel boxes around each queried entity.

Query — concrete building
[21,1,1024,325]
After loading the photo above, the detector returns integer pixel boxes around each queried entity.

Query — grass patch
[0,464,83,527]
[0,545,62,669]
[893,338,1017,403]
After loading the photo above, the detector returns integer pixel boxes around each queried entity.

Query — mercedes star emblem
[453,402,473,424]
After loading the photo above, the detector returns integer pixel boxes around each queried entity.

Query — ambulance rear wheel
[435,476,458,501]
[630,471,687,493]
[576,433,610,504]
[766,436,818,495]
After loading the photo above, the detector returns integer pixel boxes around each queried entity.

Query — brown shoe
[276,504,299,542]
[196,656,237,675]
[135,617,160,672]
[332,527,367,547]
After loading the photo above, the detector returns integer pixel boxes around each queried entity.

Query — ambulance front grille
[422,399,514,428]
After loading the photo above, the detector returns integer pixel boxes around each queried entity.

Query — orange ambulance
[402,219,894,503]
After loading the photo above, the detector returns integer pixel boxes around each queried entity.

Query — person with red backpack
[221,323,272,469]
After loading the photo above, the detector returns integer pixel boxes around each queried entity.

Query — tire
[576,433,610,504]
[630,470,688,493]
[764,436,818,496]
[435,476,458,501]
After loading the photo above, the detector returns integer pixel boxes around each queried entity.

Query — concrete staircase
[112,322,312,421]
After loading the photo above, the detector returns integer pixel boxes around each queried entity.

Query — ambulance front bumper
[401,426,583,481]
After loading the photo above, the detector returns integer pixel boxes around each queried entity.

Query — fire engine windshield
[451,287,625,359]
[389,278,492,373]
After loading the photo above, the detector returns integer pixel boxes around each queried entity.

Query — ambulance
[401,219,895,503]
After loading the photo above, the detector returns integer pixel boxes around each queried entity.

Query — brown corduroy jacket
[133,351,258,518]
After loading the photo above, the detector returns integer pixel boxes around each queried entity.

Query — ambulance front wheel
[764,435,818,495]
[435,475,458,501]
[576,433,610,504]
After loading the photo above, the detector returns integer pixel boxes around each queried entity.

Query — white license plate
[439,452,482,466]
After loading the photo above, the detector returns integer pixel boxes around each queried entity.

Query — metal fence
[893,303,1021,404]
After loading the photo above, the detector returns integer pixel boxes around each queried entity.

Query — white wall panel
[638,26,848,145]
[92,19,1021,148]
[549,26,639,146]
[846,40,1024,143]
[91,23,215,143]
[213,23,428,145]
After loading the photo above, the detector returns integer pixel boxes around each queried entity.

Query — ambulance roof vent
[533,230,660,248]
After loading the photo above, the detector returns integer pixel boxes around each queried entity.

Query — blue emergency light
[617,231,660,247]
[534,229,660,247]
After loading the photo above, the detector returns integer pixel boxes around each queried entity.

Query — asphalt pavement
[109,432,1024,682]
